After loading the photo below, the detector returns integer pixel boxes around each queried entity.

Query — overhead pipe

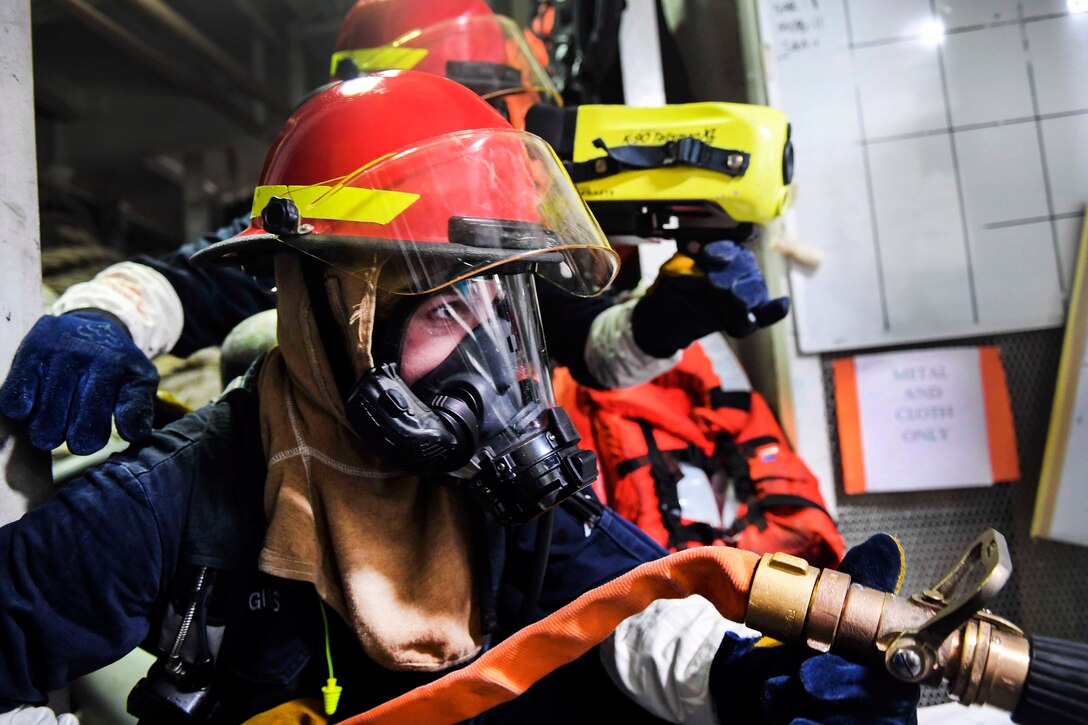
[112,0,292,117]
[49,0,265,136]
[231,0,280,45]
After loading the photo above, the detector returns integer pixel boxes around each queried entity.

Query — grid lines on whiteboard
[764,0,1088,352]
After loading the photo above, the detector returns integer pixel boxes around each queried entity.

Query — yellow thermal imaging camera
[526,102,793,242]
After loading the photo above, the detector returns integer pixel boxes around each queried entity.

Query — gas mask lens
[395,274,551,453]
[345,272,597,525]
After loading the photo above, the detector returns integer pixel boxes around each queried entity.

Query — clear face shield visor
[258,128,618,298]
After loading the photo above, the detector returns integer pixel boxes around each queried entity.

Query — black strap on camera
[566,137,751,183]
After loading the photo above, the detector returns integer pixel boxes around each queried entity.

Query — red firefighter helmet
[335,0,492,55]
[190,71,615,296]
[330,0,560,128]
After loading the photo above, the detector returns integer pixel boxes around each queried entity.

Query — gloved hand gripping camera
[527,102,796,345]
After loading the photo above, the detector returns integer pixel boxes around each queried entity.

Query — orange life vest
[555,342,846,569]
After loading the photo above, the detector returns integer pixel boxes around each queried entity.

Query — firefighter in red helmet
[192,70,616,523]
[0,71,656,723]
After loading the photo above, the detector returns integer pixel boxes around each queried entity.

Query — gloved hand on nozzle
[711,533,921,724]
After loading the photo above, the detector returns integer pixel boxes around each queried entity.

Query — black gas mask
[343,274,597,525]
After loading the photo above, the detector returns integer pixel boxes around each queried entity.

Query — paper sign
[833,347,1018,494]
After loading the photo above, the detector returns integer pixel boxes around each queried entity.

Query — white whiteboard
[755,0,1088,352]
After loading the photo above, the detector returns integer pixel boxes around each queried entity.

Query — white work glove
[0,707,79,725]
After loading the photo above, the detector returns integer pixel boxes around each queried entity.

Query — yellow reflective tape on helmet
[252,185,419,226]
[329,46,430,75]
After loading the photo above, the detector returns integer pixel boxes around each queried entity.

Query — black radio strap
[566,137,750,183]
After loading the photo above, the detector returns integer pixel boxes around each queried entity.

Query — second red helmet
[330,0,559,128]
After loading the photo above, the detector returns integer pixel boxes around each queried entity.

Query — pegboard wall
[823,328,1088,704]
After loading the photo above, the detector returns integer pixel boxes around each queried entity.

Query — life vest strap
[614,443,713,479]
[638,420,688,551]
[725,493,833,535]
[631,421,830,549]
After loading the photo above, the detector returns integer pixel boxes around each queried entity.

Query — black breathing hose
[518,508,555,627]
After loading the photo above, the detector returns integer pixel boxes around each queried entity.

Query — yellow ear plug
[319,601,343,715]
[322,677,343,715]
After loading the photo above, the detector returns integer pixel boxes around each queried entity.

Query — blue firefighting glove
[709,533,920,724]
[1,310,159,455]
[630,239,790,358]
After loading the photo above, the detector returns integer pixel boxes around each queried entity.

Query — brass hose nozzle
[744,529,1032,713]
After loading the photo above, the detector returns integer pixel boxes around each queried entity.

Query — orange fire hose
[344,547,760,724]
[257,529,1085,724]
